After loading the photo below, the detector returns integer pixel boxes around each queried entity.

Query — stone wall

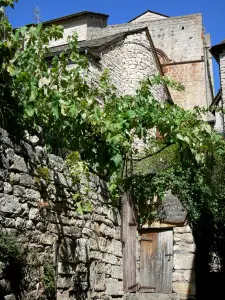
[87,30,167,99]
[129,11,168,23]
[88,14,204,62]
[0,128,123,300]
[49,16,88,47]
[219,51,225,105]
[0,127,196,300]
[213,50,225,134]
[163,62,206,109]
[173,225,196,300]
[87,13,212,109]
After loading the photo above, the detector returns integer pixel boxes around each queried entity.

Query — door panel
[122,192,137,292]
[140,230,173,293]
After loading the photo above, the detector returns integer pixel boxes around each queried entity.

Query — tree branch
[132,143,173,162]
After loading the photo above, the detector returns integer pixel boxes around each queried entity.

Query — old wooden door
[122,192,137,292]
[140,229,173,293]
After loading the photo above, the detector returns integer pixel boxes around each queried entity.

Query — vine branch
[132,143,173,162]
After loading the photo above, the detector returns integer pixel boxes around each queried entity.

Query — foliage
[36,167,51,184]
[1,0,225,227]
[42,263,56,299]
[0,231,23,267]
[0,232,27,297]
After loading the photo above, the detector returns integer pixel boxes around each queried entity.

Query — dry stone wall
[0,128,123,300]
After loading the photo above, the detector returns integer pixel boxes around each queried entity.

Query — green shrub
[43,263,56,299]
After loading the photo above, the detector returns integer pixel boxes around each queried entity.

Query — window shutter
[122,192,137,292]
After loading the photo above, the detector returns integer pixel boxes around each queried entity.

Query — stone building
[210,40,225,134]
[0,9,216,300]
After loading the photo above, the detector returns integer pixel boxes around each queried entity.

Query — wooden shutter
[140,229,173,293]
[122,192,137,292]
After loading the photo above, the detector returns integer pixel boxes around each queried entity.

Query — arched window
[156,48,170,64]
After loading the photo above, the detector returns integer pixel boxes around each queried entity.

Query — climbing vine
[1,0,225,226]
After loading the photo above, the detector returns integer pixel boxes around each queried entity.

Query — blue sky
[6,0,225,93]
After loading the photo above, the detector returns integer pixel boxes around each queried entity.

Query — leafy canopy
[1,0,225,225]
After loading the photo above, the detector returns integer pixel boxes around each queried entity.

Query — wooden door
[140,229,173,293]
[122,192,137,292]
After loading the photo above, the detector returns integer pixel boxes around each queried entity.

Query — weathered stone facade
[47,10,213,110]
[0,128,123,300]
[2,8,213,300]
[86,29,167,98]
[210,40,225,134]
[0,127,196,300]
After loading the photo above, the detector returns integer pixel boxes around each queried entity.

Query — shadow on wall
[193,216,225,300]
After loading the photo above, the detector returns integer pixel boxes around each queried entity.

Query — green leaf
[51,100,59,119]
[25,105,35,117]
[111,153,122,167]
[177,134,184,141]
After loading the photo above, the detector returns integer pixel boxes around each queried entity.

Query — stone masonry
[0,128,123,300]
[1,8,205,300]
[0,127,196,300]
[45,10,214,110]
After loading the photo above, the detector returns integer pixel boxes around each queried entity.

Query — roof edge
[26,10,109,27]
[128,9,169,23]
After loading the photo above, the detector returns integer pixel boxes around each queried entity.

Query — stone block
[20,141,36,160]
[4,218,15,228]
[9,172,20,184]
[105,278,123,296]
[108,240,122,257]
[25,189,40,200]
[173,225,192,234]
[41,234,56,246]
[139,294,180,300]
[10,154,28,173]
[29,208,41,221]
[59,238,76,263]
[99,223,113,238]
[173,242,196,253]
[57,275,74,289]
[57,290,70,300]
[4,294,16,300]
[172,282,196,296]
[13,185,25,197]
[3,182,12,194]
[102,253,119,265]
[174,233,194,244]
[111,265,123,279]
[89,251,103,260]
[89,238,98,251]
[173,253,195,270]
[15,217,26,230]
[95,262,111,275]
[98,237,108,252]
[76,238,88,263]
[94,283,106,291]
[63,226,82,238]
[48,154,65,171]
[20,174,35,187]
[53,172,68,187]
[0,194,21,215]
